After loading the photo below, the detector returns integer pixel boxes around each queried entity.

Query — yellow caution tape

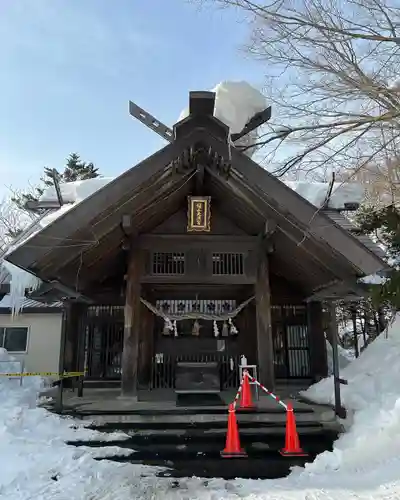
[0,371,86,378]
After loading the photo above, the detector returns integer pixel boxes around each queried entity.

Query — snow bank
[325,339,353,375]
[0,350,148,500]
[2,332,400,498]
[301,315,400,480]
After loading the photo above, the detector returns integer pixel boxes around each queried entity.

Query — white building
[0,293,62,374]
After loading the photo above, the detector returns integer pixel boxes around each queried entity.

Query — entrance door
[272,305,311,378]
[84,306,124,379]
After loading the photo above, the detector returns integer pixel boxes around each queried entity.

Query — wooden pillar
[121,248,142,398]
[75,304,88,397]
[138,303,154,388]
[307,301,328,381]
[255,251,275,389]
[55,301,82,411]
[328,301,346,418]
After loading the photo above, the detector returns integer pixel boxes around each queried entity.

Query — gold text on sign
[187,196,211,232]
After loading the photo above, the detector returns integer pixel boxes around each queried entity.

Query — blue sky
[0,0,263,197]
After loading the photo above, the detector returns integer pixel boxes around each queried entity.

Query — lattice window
[152,252,185,275]
[212,252,244,275]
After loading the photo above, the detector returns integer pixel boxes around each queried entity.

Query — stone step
[87,419,324,432]
[94,454,310,480]
[68,426,336,453]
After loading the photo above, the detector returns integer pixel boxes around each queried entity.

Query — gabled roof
[4,92,388,299]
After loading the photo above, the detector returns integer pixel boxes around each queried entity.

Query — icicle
[173,320,178,337]
[228,317,238,335]
[213,320,220,337]
[2,261,41,316]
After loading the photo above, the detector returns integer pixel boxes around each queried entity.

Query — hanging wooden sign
[187,196,211,232]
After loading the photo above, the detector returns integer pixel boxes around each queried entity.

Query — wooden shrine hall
[5,90,387,405]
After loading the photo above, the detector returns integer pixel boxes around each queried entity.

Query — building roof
[0,294,62,312]
[3,92,389,301]
[322,209,386,260]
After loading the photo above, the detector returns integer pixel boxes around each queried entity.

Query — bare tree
[0,197,33,252]
[337,152,400,206]
[197,0,400,178]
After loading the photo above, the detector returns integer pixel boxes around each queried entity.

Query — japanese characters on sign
[187,196,211,232]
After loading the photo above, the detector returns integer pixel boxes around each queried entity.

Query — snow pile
[0,347,22,375]
[284,180,364,210]
[0,350,149,499]
[325,339,353,375]
[179,81,267,156]
[301,315,400,479]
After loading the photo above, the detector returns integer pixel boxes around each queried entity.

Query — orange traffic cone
[280,402,308,457]
[221,403,247,458]
[239,372,255,410]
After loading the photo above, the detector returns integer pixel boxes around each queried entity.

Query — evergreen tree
[11,153,99,212]
[354,204,400,309]
[62,153,99,182]
[9,154,99,238]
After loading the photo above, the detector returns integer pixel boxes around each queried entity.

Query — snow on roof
[1,174,371,315]
[1,178,114,315]
[284,181,364,210]
[39,177,113,204]
[0,294,61,310]
[179,81,268,156]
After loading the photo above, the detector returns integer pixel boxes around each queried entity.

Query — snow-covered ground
[1,316,400,499]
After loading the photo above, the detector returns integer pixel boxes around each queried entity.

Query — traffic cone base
[221,403,247,459]
[238,372,255,410]
[280,402,308,457]
[279,449,308,457]
[221,450,248,458]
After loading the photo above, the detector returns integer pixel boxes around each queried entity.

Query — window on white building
[0,327,29,353]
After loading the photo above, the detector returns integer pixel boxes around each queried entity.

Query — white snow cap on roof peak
[178,81,267,155]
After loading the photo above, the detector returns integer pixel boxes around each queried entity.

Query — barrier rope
[244,371,288,410]
[232,374,245,409]
[0,371,86,379]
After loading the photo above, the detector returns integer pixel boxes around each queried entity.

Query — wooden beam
[7,131,202,274]
[121,248,143,398]
[307,301,328,381]
[255,247,275,389]
[195,164,205,194]
[206,135,385,275]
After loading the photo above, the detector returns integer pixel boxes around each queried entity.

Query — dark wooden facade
[5,91,387,399]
